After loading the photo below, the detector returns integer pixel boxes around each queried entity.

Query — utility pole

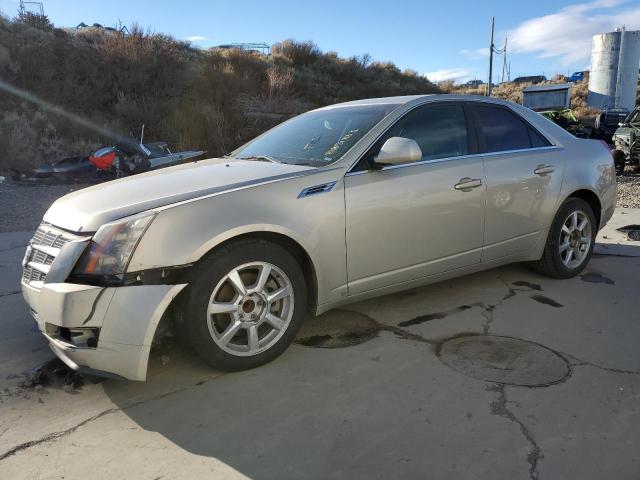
[487,16,494,96]
[501,37,508,84]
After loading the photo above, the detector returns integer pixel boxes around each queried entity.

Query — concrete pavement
[0,213,639,479]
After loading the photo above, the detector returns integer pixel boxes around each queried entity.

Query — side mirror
[372,137,422,169]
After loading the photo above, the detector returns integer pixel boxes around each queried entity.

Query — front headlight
[74,212,156,276]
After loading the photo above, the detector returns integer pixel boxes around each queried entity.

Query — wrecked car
[21,95,616,380]
[594,108,629,144]
[540,109,587,138]
[11,130,205,183]
[612,106,640,174]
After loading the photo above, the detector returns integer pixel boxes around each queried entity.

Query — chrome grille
[22,223,79,286]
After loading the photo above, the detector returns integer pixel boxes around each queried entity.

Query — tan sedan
[21,95,616,380]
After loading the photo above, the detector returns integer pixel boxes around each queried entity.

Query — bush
[16,11,53,32]
[0,17,440,170]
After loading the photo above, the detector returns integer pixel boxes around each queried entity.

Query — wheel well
[198,232,319,312]
[568,189,602,228]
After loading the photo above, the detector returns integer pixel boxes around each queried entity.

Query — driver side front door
[344,103,486,295]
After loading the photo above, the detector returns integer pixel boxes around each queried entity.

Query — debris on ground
[17,358,84,394]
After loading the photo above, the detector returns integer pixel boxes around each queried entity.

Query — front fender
[128,171,348,306]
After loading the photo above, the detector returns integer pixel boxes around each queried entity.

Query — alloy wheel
[206,261,294,356]
[558,210,592,269]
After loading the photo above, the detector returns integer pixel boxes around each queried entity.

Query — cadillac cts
[21,95,616,380]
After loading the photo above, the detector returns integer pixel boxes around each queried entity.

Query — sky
[2,0,639,84]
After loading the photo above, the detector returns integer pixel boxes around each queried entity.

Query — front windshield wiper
[233,155,281,164]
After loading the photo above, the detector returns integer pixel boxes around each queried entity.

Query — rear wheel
[533,198,596,279]
[181,239,308,371]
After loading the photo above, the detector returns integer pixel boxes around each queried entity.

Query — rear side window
[384,104,469,161]
[474,105,549,153]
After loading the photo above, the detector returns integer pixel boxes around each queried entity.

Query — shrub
[0,15,440,171]
[272,39,320,66]
[16,11,53,32]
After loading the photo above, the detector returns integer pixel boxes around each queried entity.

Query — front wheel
[181,239,308,371]
[533,198,596,279]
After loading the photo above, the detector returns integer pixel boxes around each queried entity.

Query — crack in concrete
[0,374,227,462]
[0,291,20,299]
[564,353,640,376]
[378,323,437,345]
[336,309,437,345]
[489,384,541,480]
[0,244,28,254]
[481,304,496,334]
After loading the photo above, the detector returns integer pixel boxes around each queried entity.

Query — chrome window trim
[344,145,562,177]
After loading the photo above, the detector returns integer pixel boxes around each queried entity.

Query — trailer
[522,83,572,112]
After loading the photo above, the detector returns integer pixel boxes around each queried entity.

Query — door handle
[534,164,555,176]
[454,177,483,191]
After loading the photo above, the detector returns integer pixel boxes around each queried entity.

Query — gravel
[616,173,640,209]
[0,172,638,234]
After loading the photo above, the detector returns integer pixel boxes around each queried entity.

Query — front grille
[22,223,80,286]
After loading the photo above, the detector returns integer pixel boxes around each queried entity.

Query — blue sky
[2,0,639,83]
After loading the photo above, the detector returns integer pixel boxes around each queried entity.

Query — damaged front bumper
[22,281,186,381]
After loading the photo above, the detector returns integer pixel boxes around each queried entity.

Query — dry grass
[0,19,439,170]
[440,75,637,120]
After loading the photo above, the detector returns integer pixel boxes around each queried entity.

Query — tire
[612,150,626,175]
[181,238,308,371]
[533,198,597,279]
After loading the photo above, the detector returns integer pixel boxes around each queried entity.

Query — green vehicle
[612,106,640,175]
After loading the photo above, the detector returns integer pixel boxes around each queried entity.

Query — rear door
[469,103,565,261]
[344,102,486,295]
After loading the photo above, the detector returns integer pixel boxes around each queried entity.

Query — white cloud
[459,48,490,60]
[507,0,640,66]
[186,35,208,42]
[424,68,475,84]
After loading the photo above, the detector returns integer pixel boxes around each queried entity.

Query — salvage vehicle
[541,109,587,138]
[21,95,616,380]
[10,129,205,183]
[612,106,640,174]
[88,137,205,178]
[594,108,629,144]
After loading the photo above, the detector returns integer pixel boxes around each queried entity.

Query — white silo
[588,28,640,111]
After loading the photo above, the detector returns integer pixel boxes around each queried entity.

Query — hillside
[441,75,640,119]
[0,14,439,170]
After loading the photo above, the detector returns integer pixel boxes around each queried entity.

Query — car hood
[44,158,315,232]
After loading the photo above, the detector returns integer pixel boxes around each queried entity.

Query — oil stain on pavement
[530,294,563,308]
[581,272,615,285]
[296,309,380,348]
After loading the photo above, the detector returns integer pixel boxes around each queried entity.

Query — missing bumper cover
[68,264,193,287]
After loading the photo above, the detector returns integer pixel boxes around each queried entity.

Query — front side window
[364,104,469,165]
[473,105,550,153]
[231,104,398,167]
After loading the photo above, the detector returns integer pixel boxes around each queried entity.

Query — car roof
[319,94,522,110]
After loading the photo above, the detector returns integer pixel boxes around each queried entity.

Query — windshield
[231,104,398,166]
